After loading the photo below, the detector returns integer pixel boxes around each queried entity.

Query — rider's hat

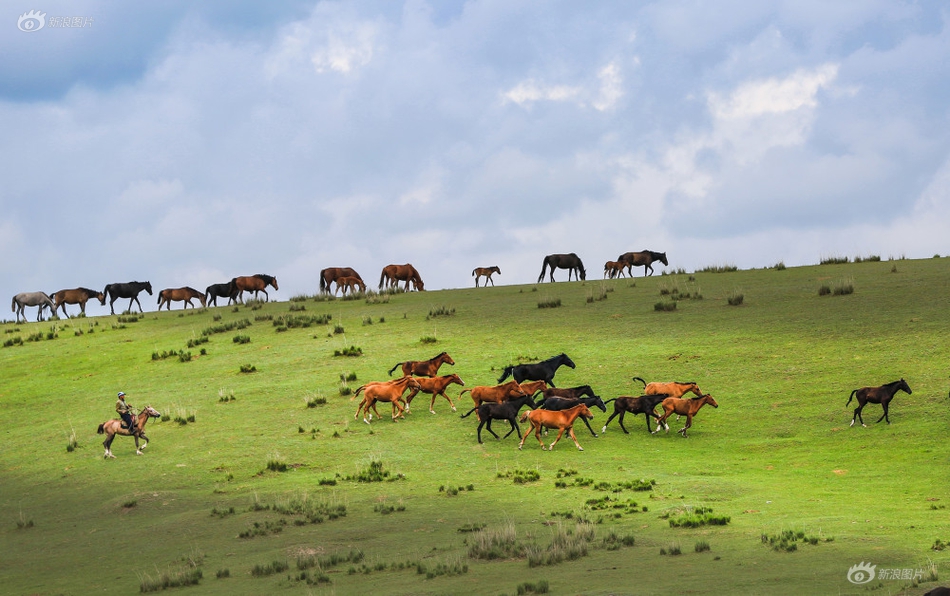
[117,391,126,398]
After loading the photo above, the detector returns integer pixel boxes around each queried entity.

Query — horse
[404,374,465,414]
[51,288,105,318]
[618,250,668,277]
[604,260,625,279]
[12,292,56,322]
[497,353,575,388]
[459,381,530,419]
[157,287,206,310]
[601,394,669,434]
[632,377,703,421]
[232,274,278,302]
[379,264,424,291]
[541,385,597,401]
[336,276,366,296]
[654,394,719,438]
[103,281,152,315]
[353,377,421,423]
[538,253,586,283]
[476,394,538,444]
[319,267,364,295]
[536,394,607,437]
[473,266,501,287]
[518,404,593,451]
[388,352,455,377]
[97,405,162,458]
[205,281,238,307]
[847,379,912,427]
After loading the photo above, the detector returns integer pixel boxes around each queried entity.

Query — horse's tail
[319,272,327,293]
[846,389,858,406]
[458,389,472,399]
[631,376,646,387]
[472,268,476,276]
[379,270,386,290]
[459,407,477,419]
[97,423,105,434]
[353,385,367,400]
[10,296,14,312]
[498,366,513,383]
[537,258,549,282]
[602,398,617,405]
[388,362,404,376]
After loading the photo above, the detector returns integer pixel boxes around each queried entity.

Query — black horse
[205,281,238,307]
[103,281,152,315]
[476,393,538,444]
[538,253,586,283]
[618,250,668,277]
[847,378,912,427]
[537,394,607,437]
[498,353,575,388]
[601,394,669,434]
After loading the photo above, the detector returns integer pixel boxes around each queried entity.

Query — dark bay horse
[52,288,105,318]
[473,266,501,287]
[498,353,575,388]
[232,274,278,302]
[97,405,161,458]
[12,292,55,322]
[320,267,364,295]
[604,260,625,279]
[618,250,668,277]
[157,286,206,310]
[379,264,424,291]
[847,379,912,427]
[103,281,152,315]
[538,253,586,283]
[205,281,238,306]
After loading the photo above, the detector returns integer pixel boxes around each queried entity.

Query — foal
[518,404,593,451]
[654,394,719,438]
[846,378,911,427]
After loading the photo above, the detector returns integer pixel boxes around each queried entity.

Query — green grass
[1,259,949,594]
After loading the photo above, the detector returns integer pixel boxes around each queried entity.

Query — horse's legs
[580,416,598,437]
[502,417,519,439]
[549,427,566,450]
[679,414,692,437]
[877,400,891,424]
[486,419,502,440]
[602,411,620,434]
[518,424,533,450]
[568,427,584,451]
[103,433,116,458]
[134,435,143,455]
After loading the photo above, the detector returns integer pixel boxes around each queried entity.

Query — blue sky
[3,1,949,314]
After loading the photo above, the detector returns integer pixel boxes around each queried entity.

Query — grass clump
[250,560,289,577]
[761,529,826,552]
[525,522,595,567]
[498,468,540,484]
[654,301,677,312]
[537,298,562,309]
[516,579,550,594]
[202,319,251,336]
[420,336,437,344]
[139,566,203,592]
[232,334,250,344]
[727,291,744,306]
[334,346,363,357]
[467,522,523,560]
[427,306,455,319]
[820,255,849,265]
[666,506,730,528]
[695,539,711,552]
[659,543,683,556]
[239,364,256,373]
[698,264,738,273]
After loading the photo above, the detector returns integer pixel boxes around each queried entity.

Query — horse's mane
[254,274,276,284]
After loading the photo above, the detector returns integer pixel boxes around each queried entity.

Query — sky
[3,0,950,316]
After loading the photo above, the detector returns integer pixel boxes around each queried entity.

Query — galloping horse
[473,266,501,287]
[389,352,455,377]
[498,353,576,387]
[232,274,278,302]
[618,250,668,277]
[601,394,669,434]
[205,281,238,307]
[97,405,161,458]
[518,404,594,451]
[379,264,424,291]
[320,267,364,295]
[604,261,625,279]
[538,253,586,283]
[157,287,206,310]
[103,281,152,315]
[52,288,105,318]
[847,379,912,427]
[12,292,55,322]
[353,377,421,423]
[654,394,719,438]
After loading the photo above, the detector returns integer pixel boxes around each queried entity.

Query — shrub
[772,261,786,270]
[233,334,251,344]
[818,285,831,296]
[832,279,854,295]
[334,346,362,357]
[215,568,229,579]
[537,298,561,309]
[654,301,676,312]
[266,457,288,473]
[239,364,256,373]
[333,325,344,334]
[820,255,849,265]
[727,292,744,306]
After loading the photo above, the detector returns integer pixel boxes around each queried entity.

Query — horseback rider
[116,392,136,433]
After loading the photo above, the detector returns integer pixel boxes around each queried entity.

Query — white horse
[12,292,55,323]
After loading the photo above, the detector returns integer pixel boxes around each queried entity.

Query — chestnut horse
[379,264,424,291]
[337,276,366,295]
[157,286,207,310]
[12,291,55,322]
[604,261,625,279]
[353,377,421,423]
[388,352,455,377]
[404,373,465,414]
[232,274,278,302]
[97,405,162,458]
[618,250,668,277]
[518,404,594,451]
[459,381,529,418]
[320,267,363,295]
[654,394,719,438]
[847,378,912,427]
[52,288,105,318]
[538,253,586,283]
[473,266,501,287]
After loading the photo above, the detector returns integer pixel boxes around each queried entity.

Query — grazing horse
[103,281,152,315]
[476,394,538,444]
[232,274,278,302]
[12,292,56,322]
[618,250,668,277]
[205,281,238,307]
[157,286,207,310]
[379,264,424,291]
[404,374,465,414]
[847,378,912,427]
[601,394,669,434]
[389,352,455,377]
[498,353,575,388]
[97,405,161,458]
[336,276,366,296]
[654,394,719,438]
[459,381,530,419]
[319,267,364,295]
[518,404,593,451]
[538,253,586,283]
[537,394,607,437]
[604,260,625,279]
[353,377,421,423]
[473,266,501,287]
[52,288,105,318]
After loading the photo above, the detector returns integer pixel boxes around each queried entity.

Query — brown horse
[847,378,912,427]
[459,380,530,418]
[654,394,719,437]
[389,352,455,377]
[473,266,501,287]
[52,287,105,318]
[404,373,465,414]
[97,405,162,458]
[603,261,625,279]
[379,264,424,291]
[232,274,278,302]
[320,267,364,294]
[632,377,702,399]
[618,250,668,277]
[157,286,207,310]
[518,380,549,398]
[518,404,593,451]
[337,276,366,295]
[353,377,421,423]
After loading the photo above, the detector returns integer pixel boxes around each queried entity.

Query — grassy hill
[1,258,948,595]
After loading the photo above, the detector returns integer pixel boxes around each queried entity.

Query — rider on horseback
[116,392,136,433]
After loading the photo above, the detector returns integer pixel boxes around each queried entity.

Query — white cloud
[502,80,583,106]
[709,64,838,120]
[311,22,379,74]
[592,62,623,111]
